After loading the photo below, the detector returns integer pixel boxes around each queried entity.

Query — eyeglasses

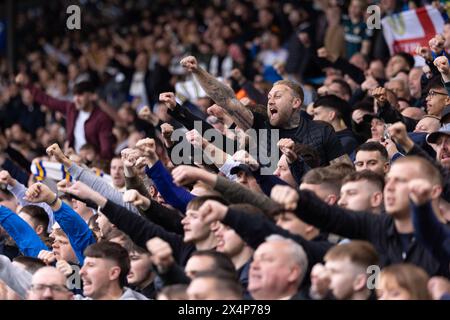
[427,90,448,97]
[30,284,69,293]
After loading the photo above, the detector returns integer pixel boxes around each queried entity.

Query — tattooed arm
[180,56,254,131]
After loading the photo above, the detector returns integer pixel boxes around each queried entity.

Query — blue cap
[426,123,450,144]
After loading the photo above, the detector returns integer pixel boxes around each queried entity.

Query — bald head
[27,267,72,300]
[401,107,425,121]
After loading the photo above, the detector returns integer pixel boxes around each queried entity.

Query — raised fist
[185,129,204,149]
[352,109,370,124]
[146,237,175,273]
[317,85,329,96]
[171,165,203,186]
[277,138,297,163]
[408,178,434,206]
[121,148,141,168]
[271,185,299,211]
[371,87,387,105]
[361,76,380,92]
[123,189,150,210]
[232,150,259,171]
[24,183,56,205]
[317,47,337,63]
[0,170,15,187]
[387,121,412,149]
[46,143,67,164]
[415,45,432,61]
[434,56,450,76]
[135,157,151,171]
[160,123,174,138]
[159,92,177,110]
[197,200,228,224]
[56,180,94,202]
[138,106,159,125]
[180,56,198,73]
[135,138,156,158]
[429,34,445,53]
[15,73,29,86]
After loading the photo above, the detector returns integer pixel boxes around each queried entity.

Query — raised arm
[434,56,450,94]
[46,143,140,214]
[180,56,254,131]
[59,181,191,265]
[161,93,238,151]
[123,189,184,235]
[185,129,229,169]
[197,200,332,286]
[136,138,195,213]
[146,238,190,286]
[409,179,450,264]
[219,204,331,267]
[372,87,417,131]
[1,170,55,231]
[271,185,381,241]
[0,206,48,257]
[16,73,71,114]
[25,181,96,265]
[171,165,282,215]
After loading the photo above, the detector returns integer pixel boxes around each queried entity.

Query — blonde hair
[273,80,304,103]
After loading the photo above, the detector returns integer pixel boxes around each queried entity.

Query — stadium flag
[382,5,445,55]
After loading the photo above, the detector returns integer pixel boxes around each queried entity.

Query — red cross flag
[382,5,445,55]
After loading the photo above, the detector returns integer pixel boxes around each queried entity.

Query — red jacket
[27,85,114,160]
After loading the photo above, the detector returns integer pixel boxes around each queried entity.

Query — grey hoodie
[67,163,139,214]
[0,254,33,299]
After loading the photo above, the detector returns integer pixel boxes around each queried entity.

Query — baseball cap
[362,113,384,123]
[230,163,254,176]
[426,123,450,144]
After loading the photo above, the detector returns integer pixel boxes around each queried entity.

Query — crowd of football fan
[0,0,450,300]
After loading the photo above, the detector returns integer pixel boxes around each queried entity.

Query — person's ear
[445,96,450,106]
[287,265,301,283]
[370,191,383,209]
[149,186,157,198]
[328,110,336,122]
[109,266,121,282]
[383,162,390,173]
[353,273,367,292]
[305,224,315,234]
[325,194,338,206]
[431,184,443,200]
[35,225,44,236]
[292,96,302,110]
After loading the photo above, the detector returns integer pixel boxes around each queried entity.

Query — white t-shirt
[74,110,91,152]
[129,71,148,105]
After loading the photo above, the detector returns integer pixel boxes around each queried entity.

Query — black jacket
[223,208,333,280]
[167,103,238,156]
[101,200,195,266]
[295,190,446,276]
[406,144,450,203]
[141,200,184,235]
